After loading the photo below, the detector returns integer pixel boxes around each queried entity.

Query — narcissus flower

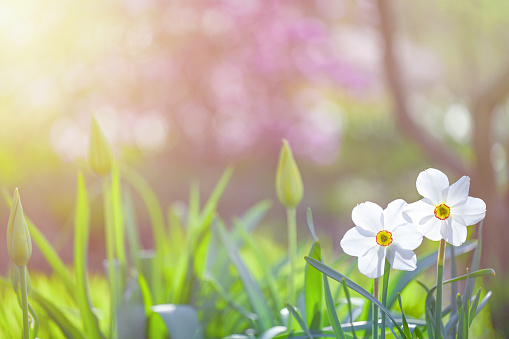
[7,189,32,267]
[275,139,303,209]
[404,168,486,246]
[340,200,423,279]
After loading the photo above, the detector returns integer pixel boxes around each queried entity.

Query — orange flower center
[376,230,393,247]
[434,203,451,220]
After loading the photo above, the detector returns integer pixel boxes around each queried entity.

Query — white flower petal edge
[444,176,470,207]
[383,199,407,232]
[351,202,383,233]
[404,199,433,225]
[440,219,468,247]
[387,244,417,271]
[416,168,449,205]
[391,224,423,250]
[340,227,376,257]
[452,197,486,226]
[418,217,443,241]
[358,246,385,279]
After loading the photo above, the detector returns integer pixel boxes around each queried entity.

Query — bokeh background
[0,0,508,335]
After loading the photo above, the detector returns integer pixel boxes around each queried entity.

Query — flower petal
[404,198,434,225]
[383,199,407,231]
[387,244,417,271]
[452,197,486,226]
[391,223,423,250]
[418,217,443,241]
[440,218,468,246]
[416,168,449,204]
[445,176,470,207]
[340,227,376,257]
[358,245,385,279]
[352,201,383,233]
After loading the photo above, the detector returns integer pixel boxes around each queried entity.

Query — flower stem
[435,239,446,339]
[286,207,297,330]
[381,260,391,339]
[373,277,379,339]
[19,265,30,339]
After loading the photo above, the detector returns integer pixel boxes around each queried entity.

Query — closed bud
[88,116,114,176]
[7,189,32,267]
[275,139,303,209]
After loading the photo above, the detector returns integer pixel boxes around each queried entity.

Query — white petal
[452,197,486,226]
[358,246,385,279]
[444,176,470,207]
[440,218,468,246]
[382,199,407,231]
[387,244,417,271]
[416,168,449,204]
[404,198,434,224]
[352,202,383,233]
[340,227,376,257]
[391,223,423,250]
[418,217,443,241]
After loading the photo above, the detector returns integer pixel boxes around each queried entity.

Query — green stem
[435,239,446,339]
[381,260,391,339]
[19,265,30,339]
[286,207,297,330]
[103,178,118,339]
[373,277,379,339]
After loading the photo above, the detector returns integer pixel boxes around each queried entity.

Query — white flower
[404,168,486,246]
[340,200,423,279]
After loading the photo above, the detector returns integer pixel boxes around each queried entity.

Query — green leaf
[111,162,126,273]
[286,303,313,339]
[305,257,408,339]
[397,293,412,339]
[215,219,273,330]
[122,188,142,272]
[306,208,317,242]
[198,166,234,231]
[323,275,346,339]
[305,241,322,330]
[342,278,358,339]
[150,304,203,339]
[469,288,482,327]
[74,173,103,339]
[474,291,492,318]
[120,166,165,303]
[387,241,477,308]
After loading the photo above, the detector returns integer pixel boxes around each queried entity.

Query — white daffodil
[340,200,423,279]
[404,168,486,246]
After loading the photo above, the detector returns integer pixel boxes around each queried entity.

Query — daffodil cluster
[340,168,486,279]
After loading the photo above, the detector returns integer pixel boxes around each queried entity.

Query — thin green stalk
[373,277,379,339]
[435,239,446,339]
[19,265,30,339]
[103,178,118,339]
[381,260,391,339]
[287,207,297,331]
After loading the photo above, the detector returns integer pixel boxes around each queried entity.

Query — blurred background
[0,0,508,334]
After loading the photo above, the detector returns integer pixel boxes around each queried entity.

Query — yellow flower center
[434,203,451,220]
[376,230,393,247]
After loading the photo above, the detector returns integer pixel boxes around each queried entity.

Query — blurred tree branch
[375,0,467,176]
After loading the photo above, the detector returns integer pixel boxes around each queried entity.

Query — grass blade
[323,275,346,339]
[215,219,273,330]
[286,303,313,339]
[305,257,408,339]
[397,293,411,339]
[387,241,477,308]
[111,163,126,275]
[469,288,481,327]
[342,278,358,339]
[150,304,204,339]
[74,173,103,339]
[305,241,323,330]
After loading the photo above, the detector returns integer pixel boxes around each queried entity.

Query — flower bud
[275,139,303,209]
[7,189,32,267]
[88,116,114,176]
